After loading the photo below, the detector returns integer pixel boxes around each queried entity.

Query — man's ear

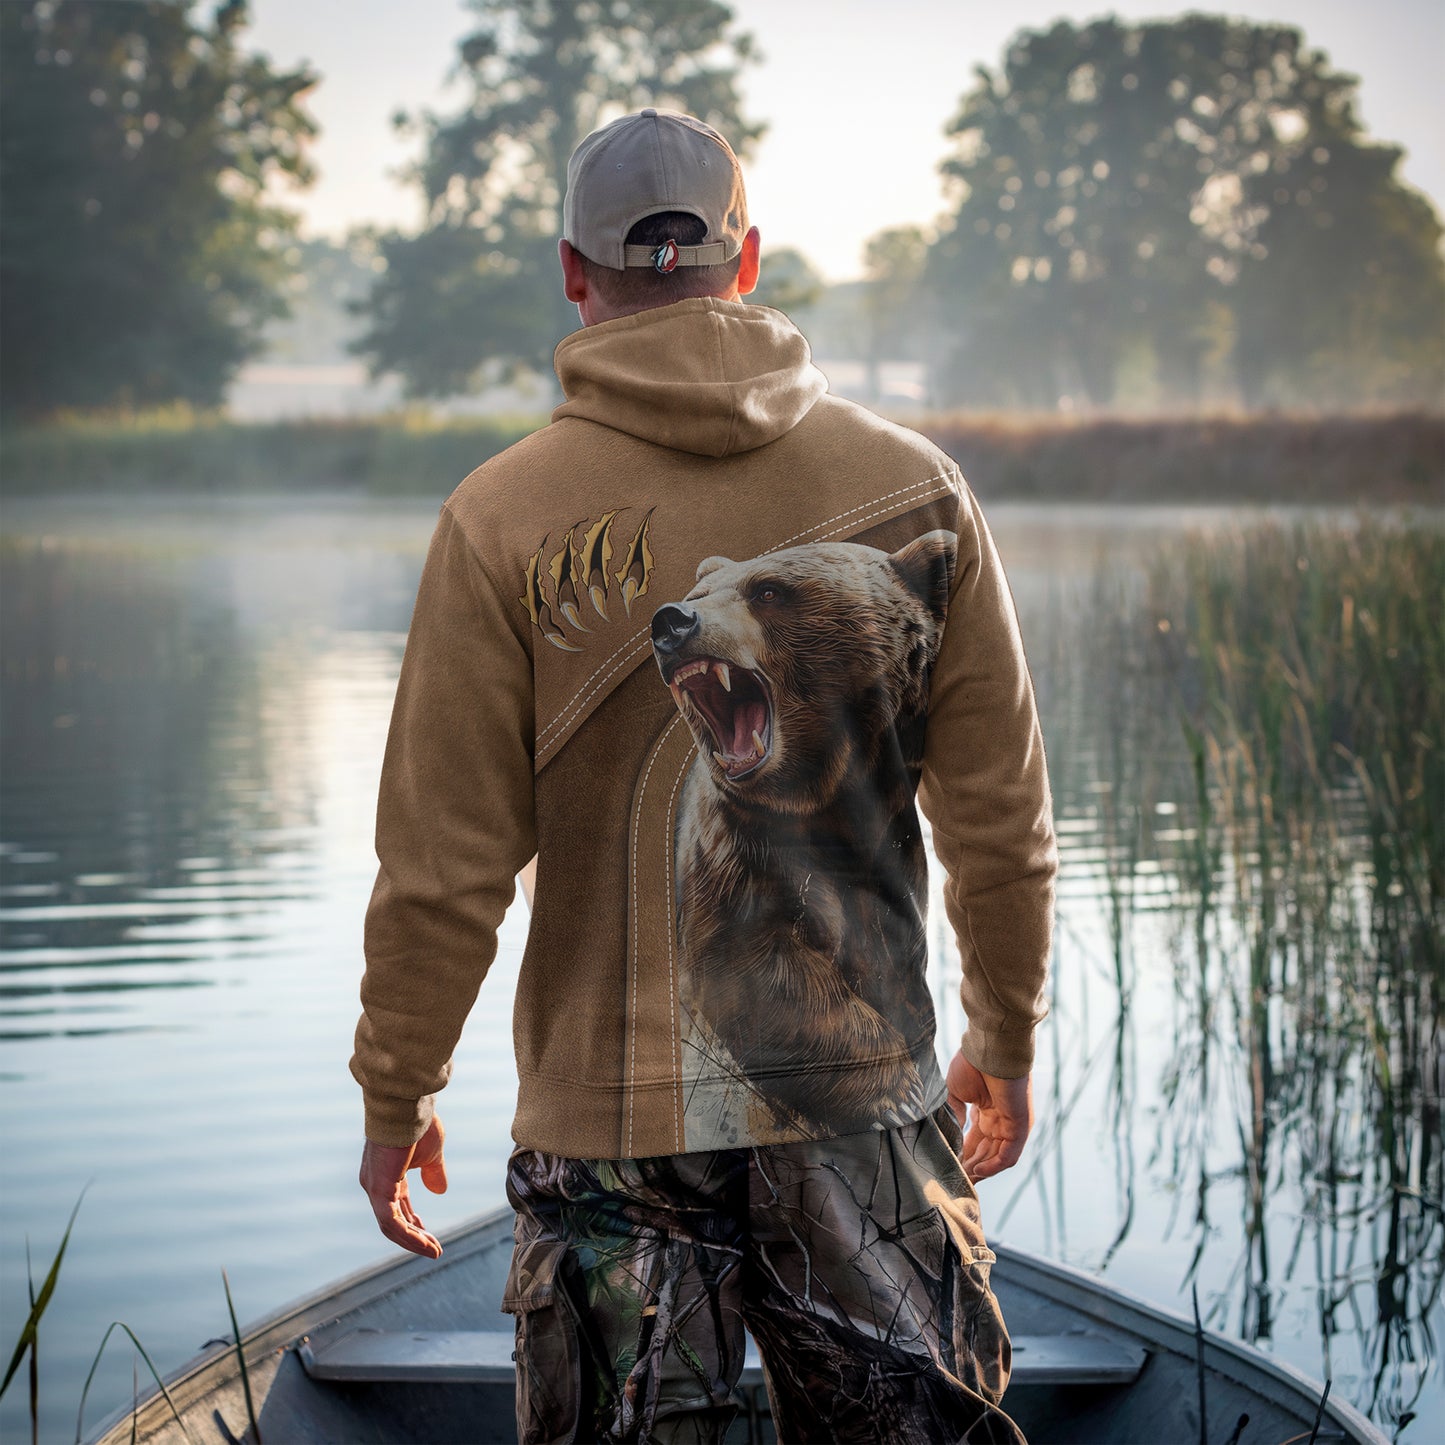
[559,238,588,304]
[736,226,761,297]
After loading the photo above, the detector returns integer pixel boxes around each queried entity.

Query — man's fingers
[372,1191,441,1258]
[963,1133,999,1177]
[962,1114,1028,1180]
[966,1141,1005,1179]
[378,1213,442,1259]
[359,1118,448,1257]
[961,1107,1015,1179]
[955,1068,1034,1180]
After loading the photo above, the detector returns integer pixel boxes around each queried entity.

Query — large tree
[928,15,1445,409]
[748,246,824,317]
[356,0,761,398]
[0,0,317,417]
[861,226,929,404]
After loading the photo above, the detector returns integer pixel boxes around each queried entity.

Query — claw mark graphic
[580,510,619,621]
[549,524,590,632]
[519,539,582,653]
[519,507,658,652]
[615,508,656,617]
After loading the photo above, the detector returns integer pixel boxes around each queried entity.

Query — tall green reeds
[1,1192,86,1445]
[1018,513,1441,1432]
[3,1186,261,1444]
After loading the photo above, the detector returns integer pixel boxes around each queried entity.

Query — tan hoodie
[352,298,1057,1155]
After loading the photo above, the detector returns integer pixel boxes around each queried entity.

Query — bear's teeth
[712,750,728,768]
[752,730,766,756]
[714,661,731,692]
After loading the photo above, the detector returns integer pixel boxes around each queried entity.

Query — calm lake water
[0,494,1436,1443]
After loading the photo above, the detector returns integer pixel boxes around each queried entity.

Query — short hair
[577,211,743,311]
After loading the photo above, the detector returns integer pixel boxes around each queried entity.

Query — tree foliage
[748,246,824,316]
[862,226,929,401]
[928,15,1445,409]
[356,0,762,397]
[262,234,386,366]
[0,0,317,417]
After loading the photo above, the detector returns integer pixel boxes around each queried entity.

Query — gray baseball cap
[563,108,748,272]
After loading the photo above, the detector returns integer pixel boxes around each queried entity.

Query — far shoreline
[2,408,1441,506]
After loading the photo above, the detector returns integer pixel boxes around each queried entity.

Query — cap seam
[649,112,671,214]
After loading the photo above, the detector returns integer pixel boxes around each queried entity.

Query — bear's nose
[651,604,700,655]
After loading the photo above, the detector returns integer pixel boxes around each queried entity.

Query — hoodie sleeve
[917,477,1057,1079]
[350,503,537,1146]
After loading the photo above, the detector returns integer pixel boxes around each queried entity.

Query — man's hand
[947,1051,1033,1181]
[359,1115,448,1258]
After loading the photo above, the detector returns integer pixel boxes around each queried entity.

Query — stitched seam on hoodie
[538,636,652,754]
[711,307,737,458]
[805,478,960,549]
[664,752,689,1151]
[538,469,959,755]
[627,717,683,1153]
[764,471,958,553]
[813,489,955,546]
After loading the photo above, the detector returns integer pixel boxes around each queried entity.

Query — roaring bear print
[650,531,958,1141]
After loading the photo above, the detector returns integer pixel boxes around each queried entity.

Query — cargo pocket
[954,1243,1011,1408]
[501,1237,581,1445]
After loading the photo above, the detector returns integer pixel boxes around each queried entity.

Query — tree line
[3,0,1440,419]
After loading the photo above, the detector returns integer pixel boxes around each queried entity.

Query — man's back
[355,296,1054,1161]
[353,107,1055,1444]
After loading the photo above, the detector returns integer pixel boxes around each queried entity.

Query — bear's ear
[694,555,734,582]
[889,530,956,625]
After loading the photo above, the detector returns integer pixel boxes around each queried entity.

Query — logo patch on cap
[652,240,679,274]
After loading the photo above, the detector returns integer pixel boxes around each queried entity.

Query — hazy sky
[247,0,1445,282]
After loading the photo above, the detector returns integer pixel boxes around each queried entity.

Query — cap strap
[622,239,739,269]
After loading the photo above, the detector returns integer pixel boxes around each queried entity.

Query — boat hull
[87,1208,1385,1445]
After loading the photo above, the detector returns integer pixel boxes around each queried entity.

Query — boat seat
[298,1327,1146,1389]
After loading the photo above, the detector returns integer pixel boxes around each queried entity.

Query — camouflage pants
[502,1106,1024,1444]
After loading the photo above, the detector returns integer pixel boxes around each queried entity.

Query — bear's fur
[651,530,957,1135]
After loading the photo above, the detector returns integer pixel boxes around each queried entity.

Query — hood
[552,297,829,458]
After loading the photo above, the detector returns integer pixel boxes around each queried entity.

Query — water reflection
[1,544,298,1053]
[0,503,443,1445]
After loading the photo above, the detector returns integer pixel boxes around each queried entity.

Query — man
[354,109,1056,1444]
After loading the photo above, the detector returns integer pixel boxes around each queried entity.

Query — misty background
[3,0,1442,425]
[1,5,1441,1444]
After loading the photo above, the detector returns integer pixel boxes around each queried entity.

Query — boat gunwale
[88,1213,1388,1445]
[993,1242,1389,1445]
[85,1208,516,1445]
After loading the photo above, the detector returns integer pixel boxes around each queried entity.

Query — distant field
[3,408,1442,503]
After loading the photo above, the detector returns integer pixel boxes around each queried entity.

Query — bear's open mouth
[666,657,773,779]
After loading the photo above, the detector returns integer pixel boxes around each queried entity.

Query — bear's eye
[753,584,781,604]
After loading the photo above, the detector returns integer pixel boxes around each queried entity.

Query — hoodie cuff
[363,1091,435,1150]
[960,1026,1036,1081]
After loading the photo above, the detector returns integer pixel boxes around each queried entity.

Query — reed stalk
[1,1188,87,1445]
[1041,512,1442,1429]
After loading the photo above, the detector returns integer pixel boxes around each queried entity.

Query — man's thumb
[421,1152,448,1195]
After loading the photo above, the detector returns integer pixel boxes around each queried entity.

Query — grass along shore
[2,407,1441,503]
